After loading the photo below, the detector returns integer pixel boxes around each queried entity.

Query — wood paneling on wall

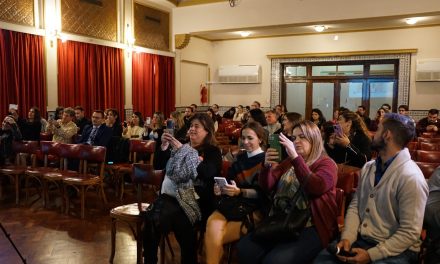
[0,0,34,26]
[61,0,117,41]
[134,3,169,51]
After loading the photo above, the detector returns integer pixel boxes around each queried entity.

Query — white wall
[173,0,440,34]
[179,26,440,109]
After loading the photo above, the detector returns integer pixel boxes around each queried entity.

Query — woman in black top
[21,107,42,141]
[325,110,372,168]
[310,108,326,130]
[143,111,166,169]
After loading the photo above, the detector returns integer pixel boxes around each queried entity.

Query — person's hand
[222,180,241,197]
[335,133,350,148]
[213,183,221,196]
[342,247,370,264]
[279,133,298,159]
[265,148,280,166]
[327,133,336,149]
[336,239,354,263]
[162,132,182,150]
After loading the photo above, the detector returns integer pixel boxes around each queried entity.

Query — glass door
[340,81,364,112]
[285,82,306,116]
[368,80,396,119]
[312,82,335,121]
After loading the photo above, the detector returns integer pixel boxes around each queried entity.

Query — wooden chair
[24,141,62,206]
[336,164,360,217]
[336,188,345,231]
[415,161,440,179]
[113,140,156,201]
[407,141,419,151]
[43,143,83,212]
[0,140,39,204]
[109,163,165,264]
[415,150,440,163]
[420,142,440,151]
[418,137,440,144]
[62,144,107,219]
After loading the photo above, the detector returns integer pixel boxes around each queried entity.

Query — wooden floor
[0,181,183,264]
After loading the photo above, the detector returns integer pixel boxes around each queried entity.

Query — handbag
[217,196,257,221]
[252,174,311,244]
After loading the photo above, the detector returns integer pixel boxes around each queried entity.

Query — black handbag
[217,196,257,221]
[252,175,311,244]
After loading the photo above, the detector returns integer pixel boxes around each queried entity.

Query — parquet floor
[0,182,181,264]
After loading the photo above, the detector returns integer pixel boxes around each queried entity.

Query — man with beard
[315,113,428,264]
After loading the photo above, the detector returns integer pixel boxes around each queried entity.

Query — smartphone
[333,124,343,137]
[214,177,228,188]
[146,117,151,125]
[107,161,114,165]
[165,119,175,136]
[123,121,128,128]
[268,134,282,162]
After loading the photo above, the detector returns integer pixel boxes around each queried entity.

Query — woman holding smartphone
[325,110,371,168]
[122,111,145,139]
[237,121,338,264]
[142,111,166,169]
[143,113,222,264]
[204,121,267,264]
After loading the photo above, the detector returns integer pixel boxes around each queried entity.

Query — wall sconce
[45,29,67,47]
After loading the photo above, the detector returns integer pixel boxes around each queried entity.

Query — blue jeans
[237,226,323,264]
[313,237,418,264]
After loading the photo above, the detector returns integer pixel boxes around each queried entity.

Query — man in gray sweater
[315,113,428,264]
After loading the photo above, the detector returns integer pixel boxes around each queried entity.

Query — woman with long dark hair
[143,113,222,264]
[21,107,42,140]
[310,108,326,130]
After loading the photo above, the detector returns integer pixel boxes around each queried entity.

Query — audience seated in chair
[315,113,427,264]
[238,121,338,264]
[204,122,266,264]
[142,113,222,264]
[47,107,78,144]
[416,109,440,137]
[77,110,112,147]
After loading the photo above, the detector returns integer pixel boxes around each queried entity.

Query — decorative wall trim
[270,53,411,109]
[267,49,417,58]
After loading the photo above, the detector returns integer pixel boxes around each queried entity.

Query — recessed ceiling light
[333,35,339,41]
[314,25,327,32]
[239,31,251,37]
[406,18,419,25]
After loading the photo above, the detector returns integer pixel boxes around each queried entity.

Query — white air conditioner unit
[218,65,261,84]
[416,59,440,82]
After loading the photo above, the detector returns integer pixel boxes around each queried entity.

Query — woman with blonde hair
[237,121,338,264]
[170,111,188,143]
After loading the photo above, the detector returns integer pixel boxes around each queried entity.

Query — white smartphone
[214,177,228,188]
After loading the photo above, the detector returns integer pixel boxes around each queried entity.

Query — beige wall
[178,26,440,110]
[173,0,440,34]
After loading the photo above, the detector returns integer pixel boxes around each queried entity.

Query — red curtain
[0,29,46,119]
[57,39,124,119]
[132,52,175,118]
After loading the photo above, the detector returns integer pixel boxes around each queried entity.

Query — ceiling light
[314,25,327,32]
[333,35,339,41]
[239,31,251,37]
[405,18,419,25]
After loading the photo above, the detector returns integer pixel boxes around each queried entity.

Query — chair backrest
[39,141,62,167]
[418,137,440,144]
[407,141,419,151]
[11,141,39,166]
[79,144,106,176]
[129,140,156,164]
[40,132,53,141]
[336,164,360,193]
[420,142,440,151]
[416,150,440,163]
[132,163,165,211]
[415,161,440,179]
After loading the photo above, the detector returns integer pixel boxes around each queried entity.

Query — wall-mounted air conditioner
[218,65,261,84]
[416,59,440,82]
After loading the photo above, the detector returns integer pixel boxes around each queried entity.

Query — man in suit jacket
[77,110,112,147]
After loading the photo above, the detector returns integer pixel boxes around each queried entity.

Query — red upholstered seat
[112,140,156,201]
[415,150,440,163]
[420,142,440,151]
[110,164,165,264]
[0,141,39,204]
[415,161,440,179]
